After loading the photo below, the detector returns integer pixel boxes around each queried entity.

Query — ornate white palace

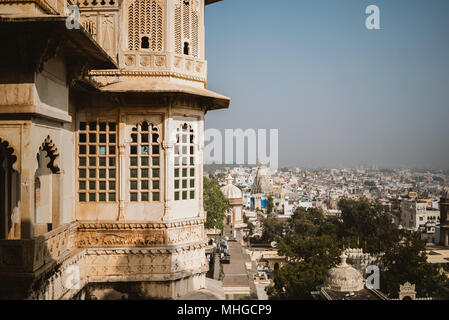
[0,0,229,299]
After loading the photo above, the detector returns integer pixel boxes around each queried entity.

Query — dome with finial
[221,173,242,199]
[325,251,365,292]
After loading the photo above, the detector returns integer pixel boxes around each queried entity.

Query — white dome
[221,174,242,199]
[325,252,365,293]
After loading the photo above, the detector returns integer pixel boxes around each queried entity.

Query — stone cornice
[76,218,206,230]
[89,70,206,83]
[85,242,208,255]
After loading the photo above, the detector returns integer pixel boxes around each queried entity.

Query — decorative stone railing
[113,52,207,83]
[33,223,78,271]
[0,222,77,273]
[77,0,119,9]
[0,219,209,299]
[76,218,206,248]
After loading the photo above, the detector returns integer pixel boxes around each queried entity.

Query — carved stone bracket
[39,136,60,174]
[0,138,18,172]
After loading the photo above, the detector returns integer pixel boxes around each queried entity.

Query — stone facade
[0,0,229,299]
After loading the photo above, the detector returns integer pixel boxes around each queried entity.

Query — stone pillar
[118,113,127,221]
[51,173,61,229]
[197,115,204,218]
[20,123,34,239]
[163,111,176,221]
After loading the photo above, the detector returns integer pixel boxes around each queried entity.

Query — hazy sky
[203,0,449,169]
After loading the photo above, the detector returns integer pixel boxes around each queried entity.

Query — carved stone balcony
[107,51,208,84]
[0,218,209,299]
[0,222,77,273]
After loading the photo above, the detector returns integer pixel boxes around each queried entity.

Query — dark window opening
[183,42,190,55]
[141,37,150,49]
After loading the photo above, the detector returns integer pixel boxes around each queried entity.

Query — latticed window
[128,0,164,51]
[78,121,117,202]
[174,124,195,201]
[130,122,161,202]
[174,0,199,57]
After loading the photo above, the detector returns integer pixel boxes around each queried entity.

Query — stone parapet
[0,218,208,299]
[0,222,77,273]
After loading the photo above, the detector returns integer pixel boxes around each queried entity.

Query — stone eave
[206,0,222,5]
[0,15,117,72]
[74,77,230,111]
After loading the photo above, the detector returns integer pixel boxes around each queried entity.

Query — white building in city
[400,200,440,231]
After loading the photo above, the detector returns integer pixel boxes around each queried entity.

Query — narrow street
[221,225,257,299]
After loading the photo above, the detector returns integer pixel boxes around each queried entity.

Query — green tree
[267,235,341,300]
[261,216,285,243]
[337,198,398,253]
[266,207,341,299]
[203,177,230,229]
[380,231,448,299]
[285,207,326,238]
[266,196,274,214]
[266,199,449,299]
[243,214,254,236]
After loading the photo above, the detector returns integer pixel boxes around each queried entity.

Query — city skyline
[204,0,449,169]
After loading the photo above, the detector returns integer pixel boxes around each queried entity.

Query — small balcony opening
[183,42,190,55]
[141,36,150,49]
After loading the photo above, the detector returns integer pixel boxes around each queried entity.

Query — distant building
[400,199,440,231]
[221,174,247,244]
[251,164,273,195]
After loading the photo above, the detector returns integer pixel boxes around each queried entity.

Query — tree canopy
[203,177,230,230]
[261,216,285,243]
[266,196,274,214]
[380,231,448,298]
[266,199,448,299]
[266,207,341,299]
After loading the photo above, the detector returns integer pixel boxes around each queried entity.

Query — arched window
[34,136,61,234]
[128,0,164,51]
[174,123,195,201]
[129,122,161,202]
